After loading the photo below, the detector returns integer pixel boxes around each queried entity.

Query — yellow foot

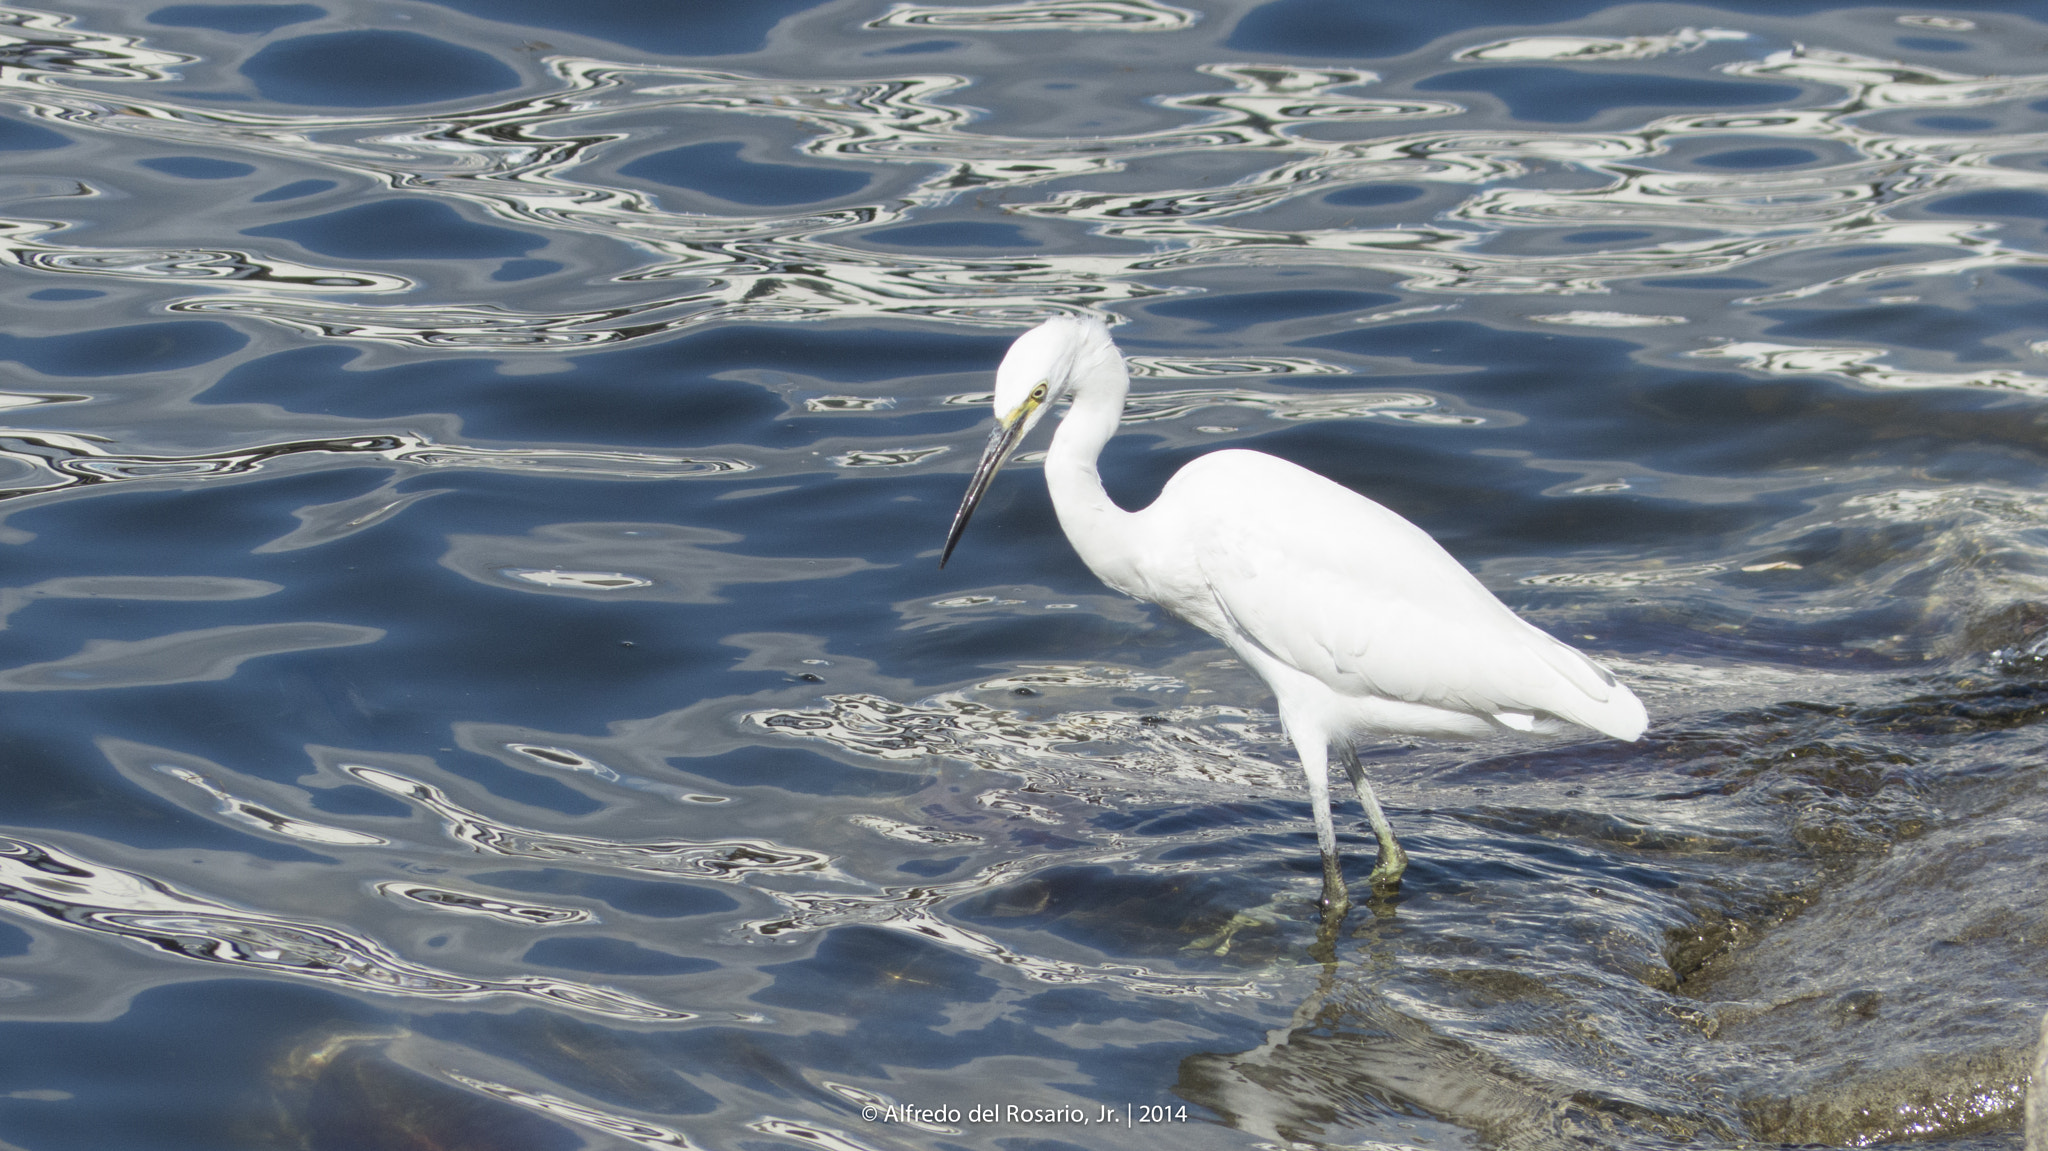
[1367,842,1409,895]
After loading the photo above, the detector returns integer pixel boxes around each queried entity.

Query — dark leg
[1289,732,1351,920]
[1338,742,1407,893]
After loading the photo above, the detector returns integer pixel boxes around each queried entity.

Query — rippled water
[2,1,2048,1148]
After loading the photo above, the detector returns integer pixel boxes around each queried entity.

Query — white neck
[1042,335,1143,594]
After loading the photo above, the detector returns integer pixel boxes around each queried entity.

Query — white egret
[941,316,1646,914]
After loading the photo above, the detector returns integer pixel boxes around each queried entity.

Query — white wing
[1139,450,1645,741]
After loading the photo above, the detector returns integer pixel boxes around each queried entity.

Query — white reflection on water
[156,765,390,847]
[344,764,848,883]
[15,714,1292,1023]
[866,0,1200,32]
[0,3,2037,373]
[13,729,1289,1016]
[0,621,382,691]
[1693,339,2048,395]
[0,378,1479,509]
[1453,28,1747,62]
[0,429,752,506]
[445,1072,704,1150]
[370,694,1272,997]
[1530,310,1687,327]
[372,881,593,927]
[0,836,687,1020]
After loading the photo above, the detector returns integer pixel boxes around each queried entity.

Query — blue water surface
[0,1,2046,1149]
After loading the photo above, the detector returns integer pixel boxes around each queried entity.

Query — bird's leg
[1296,738,1351,918]
[1338,742,1408,893]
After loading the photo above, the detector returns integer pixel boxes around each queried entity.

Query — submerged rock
[264,1031,582,1151]
[1168,663,2048,1149]
[2029,1010,2048,1151]
[1686,771,2048,1146]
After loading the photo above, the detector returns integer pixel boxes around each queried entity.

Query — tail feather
[1565,678,1648,742]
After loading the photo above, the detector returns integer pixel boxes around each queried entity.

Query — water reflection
[0,4,2034,373]
[866,0,1203,33]
[0,430,749,509]
[1,1,2046,1148]
[0,835,686,1020]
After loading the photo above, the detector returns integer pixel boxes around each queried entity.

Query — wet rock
[1664,908,1763,991]
[1172,670,2048,1150]
[1729,737,1934,857]
[264,1031,581,1151]
[1176,983,1729,1151]
[1963,601,2048,671]
[1688,776,2048,1146]
[2028,1010,2048,1151]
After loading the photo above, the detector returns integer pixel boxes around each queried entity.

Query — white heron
[941,316,1646,914]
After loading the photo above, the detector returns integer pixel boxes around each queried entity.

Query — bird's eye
[1031,382,1048,401]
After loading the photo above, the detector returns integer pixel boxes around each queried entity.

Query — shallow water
[1,1,2047,1148]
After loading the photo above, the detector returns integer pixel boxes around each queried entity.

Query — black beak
[940,407,1033,568]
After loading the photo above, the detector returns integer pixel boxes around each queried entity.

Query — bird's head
[940,315,1109,567]
[990,315,1092,439]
